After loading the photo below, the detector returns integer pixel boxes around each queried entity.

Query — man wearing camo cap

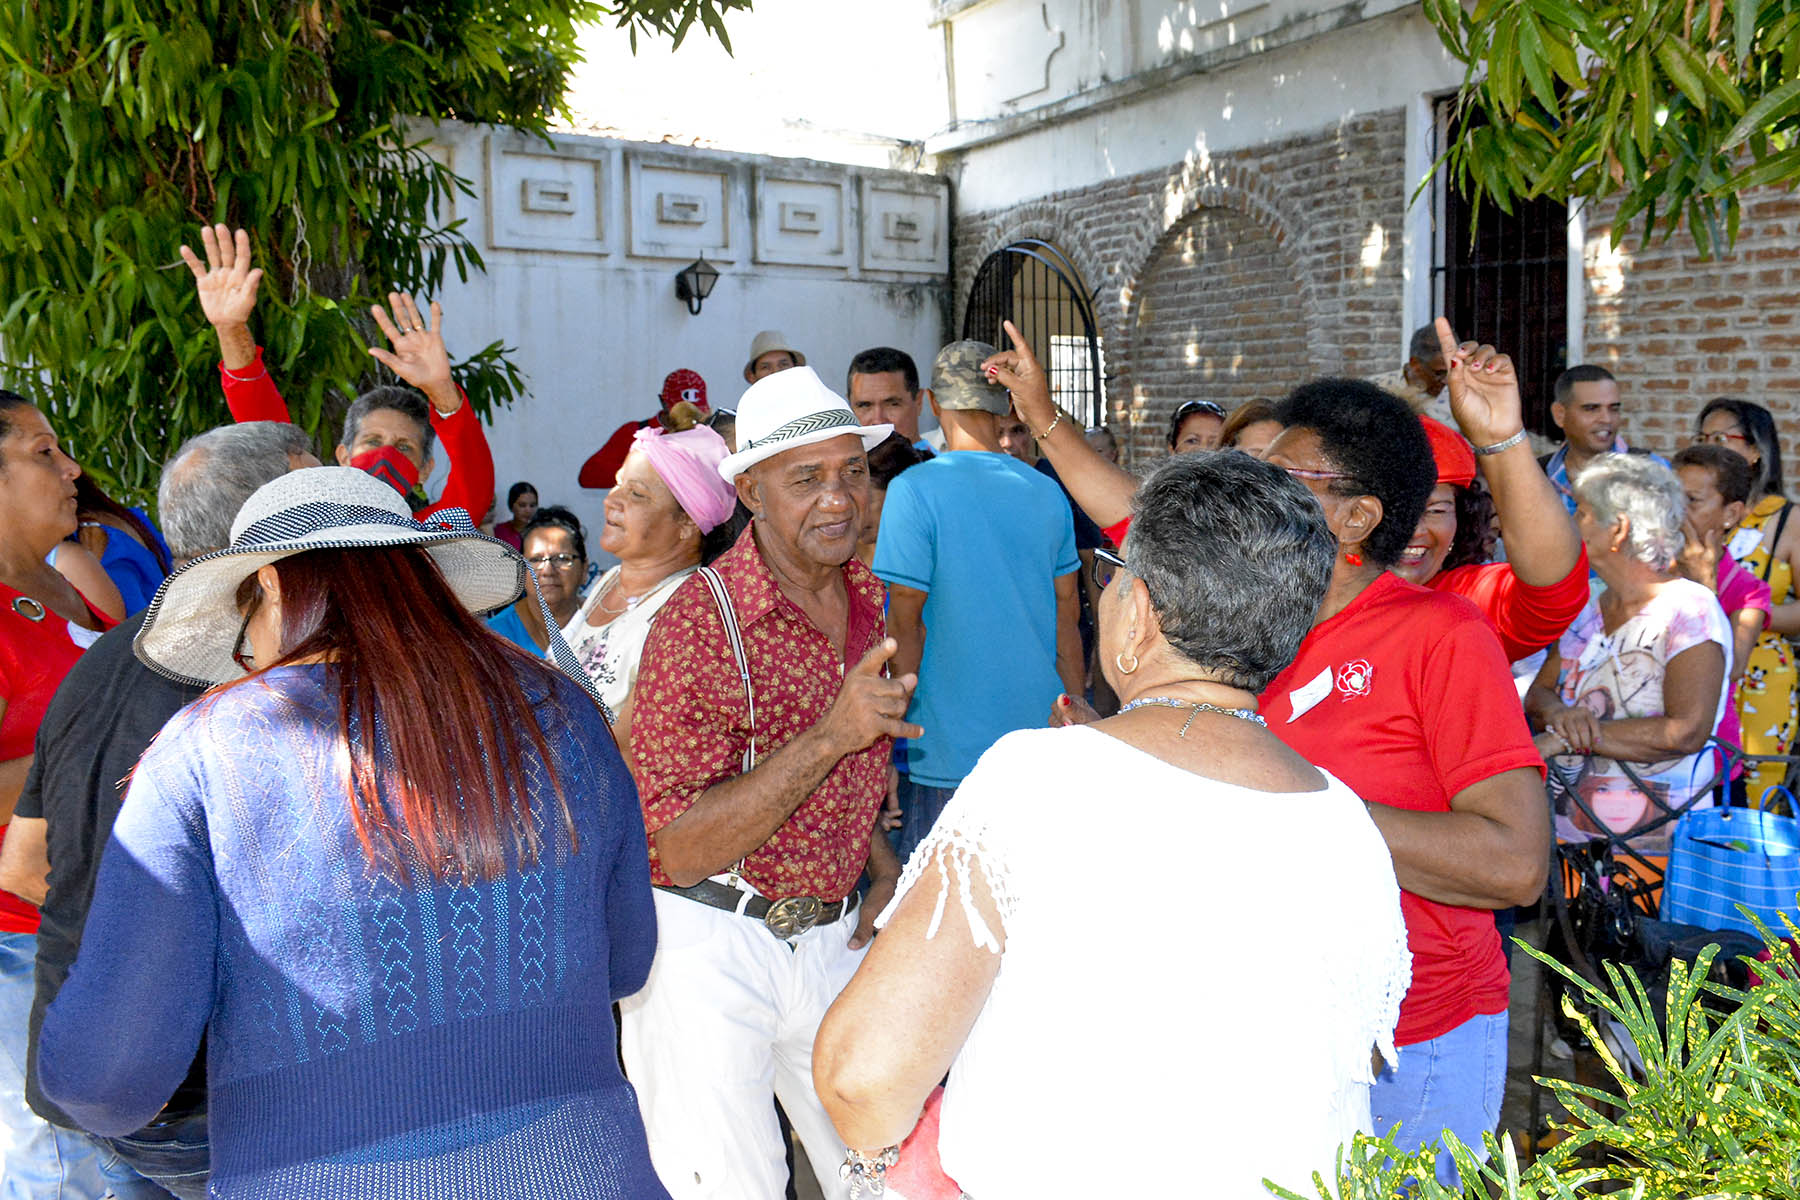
[872,340,1084,863]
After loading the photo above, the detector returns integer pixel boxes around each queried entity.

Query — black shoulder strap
[1759,501,1793,584]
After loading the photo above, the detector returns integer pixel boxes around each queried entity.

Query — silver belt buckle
[764,896,823,941]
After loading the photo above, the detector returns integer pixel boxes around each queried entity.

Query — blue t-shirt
[873,451,1078,787]
[486,604,540,653]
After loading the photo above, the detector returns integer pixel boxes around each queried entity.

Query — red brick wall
[1583,188,1800,472]
[951,111,1410,466]
[1128,206,1307,446]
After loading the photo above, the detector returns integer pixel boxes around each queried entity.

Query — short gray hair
[1572,453,1687,572]
[158,422,315,562]
[1123,452,1336,693]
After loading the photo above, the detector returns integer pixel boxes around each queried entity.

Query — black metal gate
[962,239,1106,429]
[1432,97,1571,436]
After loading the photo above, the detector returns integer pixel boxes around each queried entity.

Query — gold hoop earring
[1115,648,1140,675]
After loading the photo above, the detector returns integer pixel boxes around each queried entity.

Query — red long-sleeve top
[218,348,495,525]
[578,417,658,490]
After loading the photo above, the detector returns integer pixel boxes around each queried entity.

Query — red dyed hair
[232,545,574,883]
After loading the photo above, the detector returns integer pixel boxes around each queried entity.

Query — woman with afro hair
[1254,369,1550,1187]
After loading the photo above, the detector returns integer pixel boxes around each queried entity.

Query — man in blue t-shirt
[873,340,1082,863]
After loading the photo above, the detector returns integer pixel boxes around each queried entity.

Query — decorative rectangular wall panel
[484,138,611,255]
[860,178,949,273]
[628,155,736,261]
[754,171,847,267]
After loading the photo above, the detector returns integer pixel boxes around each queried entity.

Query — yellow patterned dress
[1736,494,1799,804]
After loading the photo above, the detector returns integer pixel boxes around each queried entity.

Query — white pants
[621,888,866,1200]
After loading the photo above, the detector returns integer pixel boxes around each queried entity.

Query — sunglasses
[1173,400,1227,421]
[231,591,262,673]
[1092,546,1128,590]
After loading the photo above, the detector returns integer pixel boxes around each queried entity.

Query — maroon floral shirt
[629,527,889,902]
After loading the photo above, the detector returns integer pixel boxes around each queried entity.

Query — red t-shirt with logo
[1260,571,1544,1047]
[0,582,115,933]
[1428,549,1591,663]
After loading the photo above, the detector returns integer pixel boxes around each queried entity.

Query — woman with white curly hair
[1525,453,1731,848]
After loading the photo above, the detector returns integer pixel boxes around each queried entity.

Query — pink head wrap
[632,425,737,533]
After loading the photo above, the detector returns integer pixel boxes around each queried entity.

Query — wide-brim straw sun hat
[717,366,893,481]
[136,466,525,687]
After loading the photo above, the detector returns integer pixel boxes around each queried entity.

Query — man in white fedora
[625,365,920,1200]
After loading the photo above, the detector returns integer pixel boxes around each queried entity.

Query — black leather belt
[658,879,855,941]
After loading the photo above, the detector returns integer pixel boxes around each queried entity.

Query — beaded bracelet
[1031,407,1065,441]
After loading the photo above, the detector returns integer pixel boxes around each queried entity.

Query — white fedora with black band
[717,366,893,481]
[135,467,525,687]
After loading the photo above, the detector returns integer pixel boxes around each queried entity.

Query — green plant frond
[1424,0,1800,254]
[0,0,741,506]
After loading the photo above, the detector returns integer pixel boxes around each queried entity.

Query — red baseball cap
[660,369,708,413]
[1419,416,1476,488]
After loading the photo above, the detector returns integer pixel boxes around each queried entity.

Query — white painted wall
[939,4,1468,213]
[414,122,949,550]
[940,0,1421,126]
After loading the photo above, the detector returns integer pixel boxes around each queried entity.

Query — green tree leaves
[0,0,748,504]
[1428,0,1799,260]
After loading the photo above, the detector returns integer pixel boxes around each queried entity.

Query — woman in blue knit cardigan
[38,468,669,1199]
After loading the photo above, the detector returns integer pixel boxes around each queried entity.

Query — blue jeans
[1371,1010,1507,1187]
[103,1112,210,1200]
[891,778,958,867]
[0,931,171,1199]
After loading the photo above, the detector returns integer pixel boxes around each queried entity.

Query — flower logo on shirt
[1336,659,1374,698]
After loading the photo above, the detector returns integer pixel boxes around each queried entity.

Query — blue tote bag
[1660,803,1800,937]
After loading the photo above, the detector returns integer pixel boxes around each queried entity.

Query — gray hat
[743,330,806,381]
[931,340,1010,415]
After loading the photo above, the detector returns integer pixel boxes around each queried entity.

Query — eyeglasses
[1693,428,1749,446]
[1092,547,1128,590]
[1281,466,1353,482]
[526,553,583,570]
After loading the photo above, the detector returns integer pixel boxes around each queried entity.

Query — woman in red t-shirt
[0,391,115,1187]
[1392,323,1588,663]
[1257,373,1549,1186]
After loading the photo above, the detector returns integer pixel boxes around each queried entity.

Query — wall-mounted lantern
[675,257,720,315]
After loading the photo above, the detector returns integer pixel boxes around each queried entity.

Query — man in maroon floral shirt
[623,365,921,1200]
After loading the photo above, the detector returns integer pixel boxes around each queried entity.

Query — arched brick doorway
[1125,207,1308,458]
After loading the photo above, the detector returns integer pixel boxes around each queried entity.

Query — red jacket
[579,417,658,490]
[219,348,495,525]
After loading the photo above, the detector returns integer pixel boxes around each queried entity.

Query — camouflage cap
[931,340,1011,415]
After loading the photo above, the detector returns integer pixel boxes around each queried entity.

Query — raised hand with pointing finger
[1433,317,1525,450]
[982,318,1138,529]
[981,319,1058,436]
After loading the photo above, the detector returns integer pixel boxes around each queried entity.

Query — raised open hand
[1434,317,1524,448]
[179,225,263,329]
[981,319,1057,433]
[368,292,458,412]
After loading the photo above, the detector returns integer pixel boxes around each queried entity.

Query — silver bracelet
[841,1145,900,1197]
[1474,429,1528,456]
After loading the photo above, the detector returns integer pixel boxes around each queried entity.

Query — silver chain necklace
[1115,695,1267,737]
